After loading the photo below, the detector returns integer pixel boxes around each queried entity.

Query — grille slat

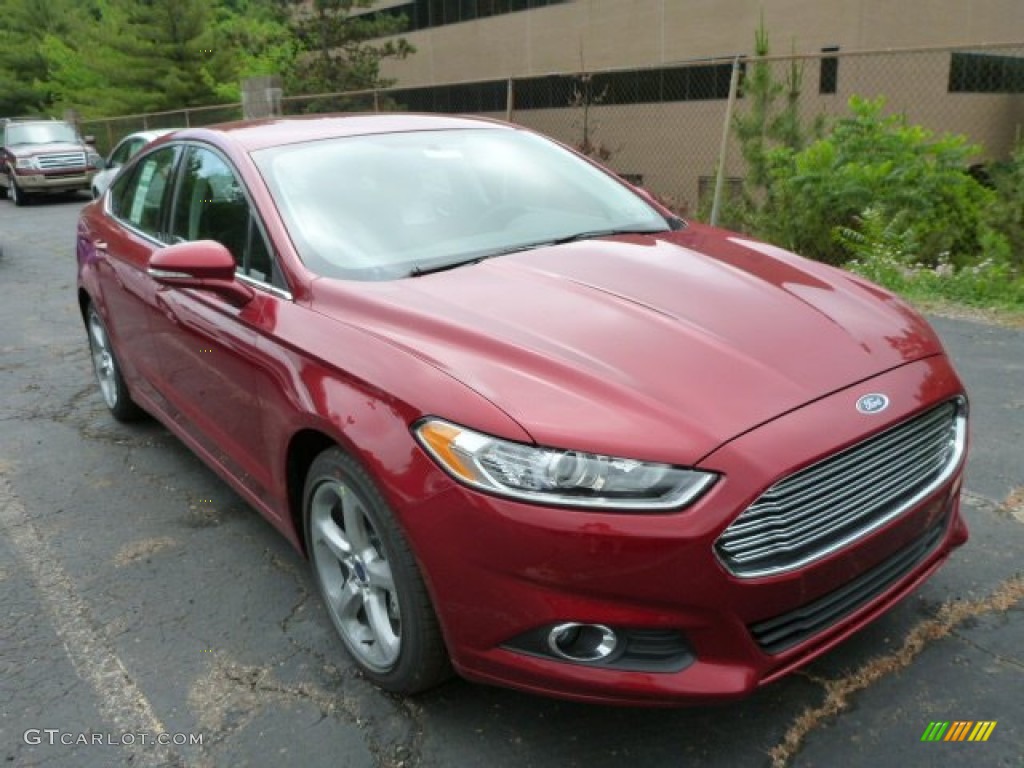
[36,151,85,170]
[719,429,952,553]
[745,409,950,518]
[716,400,964,578]
[722,426,952,540]
[722,449,949,563]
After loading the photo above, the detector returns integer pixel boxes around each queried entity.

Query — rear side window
[109,146,180,240]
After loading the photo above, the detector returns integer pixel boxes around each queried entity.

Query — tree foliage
[0,0,76,116]
[731,16,823,214]
[286,0,413,96]
[0,0,409,119]
[727,22,1022,309]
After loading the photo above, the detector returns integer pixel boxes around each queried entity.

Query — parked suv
[1,118,103,205]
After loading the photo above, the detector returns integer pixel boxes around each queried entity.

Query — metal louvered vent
[36,151,86,170]
[749,519,945,653]
[716,399,965,578]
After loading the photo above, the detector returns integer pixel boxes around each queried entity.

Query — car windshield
[6,122,79,145]
[253,128,670,280]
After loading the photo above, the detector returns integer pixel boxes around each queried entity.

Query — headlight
[415,418,716,511]
[14,156,39,171]
[87,151,103,169]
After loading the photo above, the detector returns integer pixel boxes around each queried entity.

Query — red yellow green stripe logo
[920,721,997,742]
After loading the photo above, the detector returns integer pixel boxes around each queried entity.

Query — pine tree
[287,0,413,96]
[39,0,294,117]
[0,0,76,115]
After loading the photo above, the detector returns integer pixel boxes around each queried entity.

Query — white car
[91,129,178,199]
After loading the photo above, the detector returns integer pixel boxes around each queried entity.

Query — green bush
[984,143,1024,271]
[754,96,1005,269]
[840,205,1024,310]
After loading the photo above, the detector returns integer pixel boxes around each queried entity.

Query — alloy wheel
[88,310,119,409]
[309,477,402,672]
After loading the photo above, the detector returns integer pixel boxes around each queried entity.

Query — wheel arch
[285,428,339,558]
[77,287,92,324]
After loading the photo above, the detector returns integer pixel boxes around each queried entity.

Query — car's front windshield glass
[7,122,79,145]
[253,128,670,280]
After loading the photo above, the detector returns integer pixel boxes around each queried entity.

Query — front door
[147,144,289,511]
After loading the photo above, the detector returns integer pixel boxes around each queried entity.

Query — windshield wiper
[549,226,669,245]
[407,240,559,277]
[406,228,674,277]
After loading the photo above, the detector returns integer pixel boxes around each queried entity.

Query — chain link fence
[79,103,243,156]
[79,42,1023,221]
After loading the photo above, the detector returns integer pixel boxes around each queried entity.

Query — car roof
[120,128,179,142]
[171,113,510,153]
[4,118,71,126]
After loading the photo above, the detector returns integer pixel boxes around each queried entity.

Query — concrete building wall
[488,47,1024,207]
[364,2,1023,207]
[379,0,1024,86]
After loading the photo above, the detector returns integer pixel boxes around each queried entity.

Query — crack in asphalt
[263,548,426,768]
[0,381,155,448]
[949,628,1024,671]
[188,653,423,768]
[768,572,1024,768]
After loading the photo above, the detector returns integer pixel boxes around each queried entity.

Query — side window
[170,146,281,286]
[109,138,140,167]
[109,146,180,239]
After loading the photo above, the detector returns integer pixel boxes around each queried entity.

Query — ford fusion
[76,115,968,705]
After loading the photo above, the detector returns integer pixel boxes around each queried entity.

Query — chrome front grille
[36,151,85,170]
[716,399,965,578]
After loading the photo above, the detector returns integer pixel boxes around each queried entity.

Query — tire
[10,178,27,207]
[303,447,451,694]
[86,305,144,422]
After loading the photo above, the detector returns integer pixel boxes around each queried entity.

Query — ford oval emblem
[856,393,890,414]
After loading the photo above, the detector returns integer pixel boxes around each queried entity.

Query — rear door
[92,145,182,405]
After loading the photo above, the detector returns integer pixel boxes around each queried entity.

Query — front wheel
[303,448,451,694]
[86,306,144,421]
[10,179,27,206]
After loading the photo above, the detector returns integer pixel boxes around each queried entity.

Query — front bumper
[14,169,94,193]
[399,354,968,705]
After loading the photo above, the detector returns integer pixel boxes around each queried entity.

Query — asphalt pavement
[1,196,1021,768]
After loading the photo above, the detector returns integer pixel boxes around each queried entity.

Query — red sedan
[76,114,968,705]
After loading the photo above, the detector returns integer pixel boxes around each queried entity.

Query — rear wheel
[303,448,451,694]
[86,306,144,422]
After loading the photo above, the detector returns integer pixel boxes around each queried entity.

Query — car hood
[311,225,944,464]
[7,141,87,158]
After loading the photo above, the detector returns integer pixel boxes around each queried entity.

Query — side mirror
[84,135,96,145]
[148,240,254,306]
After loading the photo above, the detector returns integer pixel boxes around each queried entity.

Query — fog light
[546,622,618,662]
